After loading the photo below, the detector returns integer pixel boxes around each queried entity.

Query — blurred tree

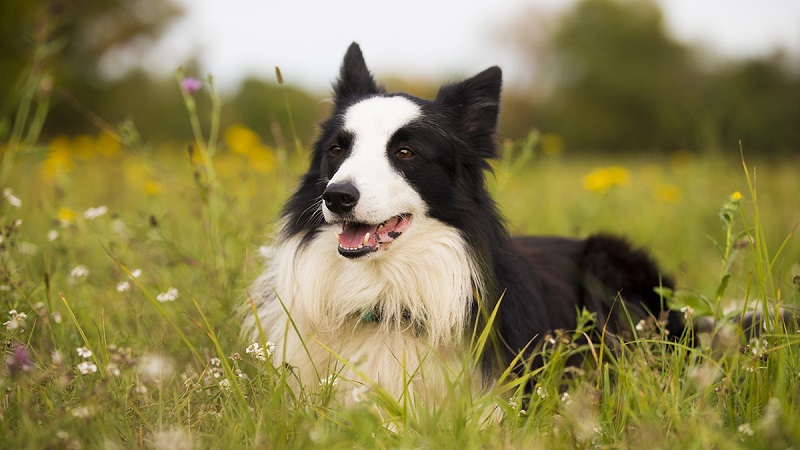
[1,0,183,139]
[540,0,701,152]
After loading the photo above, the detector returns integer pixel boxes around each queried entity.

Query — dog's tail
[579,234,685,339]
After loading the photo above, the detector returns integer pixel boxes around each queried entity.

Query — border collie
[244,43,683,402]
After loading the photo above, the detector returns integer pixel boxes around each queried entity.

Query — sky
[140,0,800,93]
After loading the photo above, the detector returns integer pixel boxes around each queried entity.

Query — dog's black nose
[323,182,360,214]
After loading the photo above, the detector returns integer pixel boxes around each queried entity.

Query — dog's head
[284,43,502,259]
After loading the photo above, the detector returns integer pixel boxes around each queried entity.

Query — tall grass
[1,64,799,448]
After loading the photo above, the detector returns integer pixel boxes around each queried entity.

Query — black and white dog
[244,43,683,401]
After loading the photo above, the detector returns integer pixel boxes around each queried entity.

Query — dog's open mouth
[337,214,412,258]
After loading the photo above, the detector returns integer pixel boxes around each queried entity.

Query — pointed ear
[333,43,382,104]
[435,67,502,154]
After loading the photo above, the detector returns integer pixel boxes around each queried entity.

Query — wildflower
[680,305,694,320]
[730,191,742,203]
[153,429,195,450]
[71,406,93,418]
[320,374,337,387]
[116,281,131,292]
[536,385,547,399]
[5,344,34,375]
[47,230,59,241]
[3,188,22,208]
[57,207,76,227]
[582,166,630,194]
[83,205,108,220]
[130,268,142,279]
[77,347,93,358]
[51,350,64,365]
[737,423,754,436]
[219,378,231,391]
[210,357,221,367]
[106,363,121,377]
[635,319,646,332]
[137,353,176,385]
[156,287,180,302]
[4,310,28,331]
[230,352,241,361]
[181,77,203,94]
[561,391,573,405]
[69,265,90,281]
[245,342,272,361]
[77,361,98,375]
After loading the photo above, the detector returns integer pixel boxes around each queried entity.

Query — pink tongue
[339,223,378,248]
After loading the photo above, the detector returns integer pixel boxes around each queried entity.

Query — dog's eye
[395,148,414,159]
[329,145,343,157]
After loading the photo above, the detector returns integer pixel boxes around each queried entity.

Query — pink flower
[181,77,203,94]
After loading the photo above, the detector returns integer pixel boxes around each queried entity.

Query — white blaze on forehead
[325,96,426,225]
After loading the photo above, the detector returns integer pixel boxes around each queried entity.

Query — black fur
[282,43,681,377]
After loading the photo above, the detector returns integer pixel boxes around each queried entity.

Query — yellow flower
[248,145,277,174]
[540,133,565,157]
[95,130,121,158]
[731,191,742,202]
[225,124,261,155]
[582,166,630,194]
[58,207,76,224]
[653,183,683,203]
[41,137,76,181]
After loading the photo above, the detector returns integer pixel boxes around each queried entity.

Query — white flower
[635,319,647,331]
[106,363,121,377]
[83,205,108,220]
[130,269,142,279]
[210,357,221,367]
[245,342,270,361]
[561,391,573,405]
[77,347,93,358]
[319,374,337,387]
[137,353,176,385]
[4,310,27,331]
[47,230,59,241]
[536,386,547,399]
[3,188,22,208]
[219,378,231,391]
[116,281,131,292]
[156,287,180,302]
[680,306,695,320]
[77,361,98,375]
[70,406,93,418]
[70,265,90,280]
[737,423,754,436]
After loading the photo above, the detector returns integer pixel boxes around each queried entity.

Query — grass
[1,74,800,449]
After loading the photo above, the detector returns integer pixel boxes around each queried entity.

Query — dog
[243,43,684,402]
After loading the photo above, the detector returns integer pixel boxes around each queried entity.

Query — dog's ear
[333,43,382,104]
[435,67,502,156]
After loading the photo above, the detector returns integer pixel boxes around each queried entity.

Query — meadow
[1,78,800,449]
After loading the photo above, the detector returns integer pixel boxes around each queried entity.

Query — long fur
[243,43,682,402]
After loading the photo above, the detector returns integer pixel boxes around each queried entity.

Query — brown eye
[329,145,343,157]
[395,148,414,159]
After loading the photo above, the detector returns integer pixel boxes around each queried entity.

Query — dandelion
[181,77,203,94]
[69,265,90,281]
[57,207,76,227]
[582,166,630,194]
[77,361,98,375]
[77,347,93,359]
[156,287,180,302]
[83,205,108,220]
[3,188,22,208]
[116,281,131,292]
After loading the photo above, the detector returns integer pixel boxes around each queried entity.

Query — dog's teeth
[363,232,370,246]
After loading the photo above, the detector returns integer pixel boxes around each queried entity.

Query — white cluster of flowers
[156,287,180,302]
[76,346,97,375]
[3,188,22,208]
[4,309,28,331]
[83,205,108,220]
[69,265,90,281]
[245,341,275,361]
